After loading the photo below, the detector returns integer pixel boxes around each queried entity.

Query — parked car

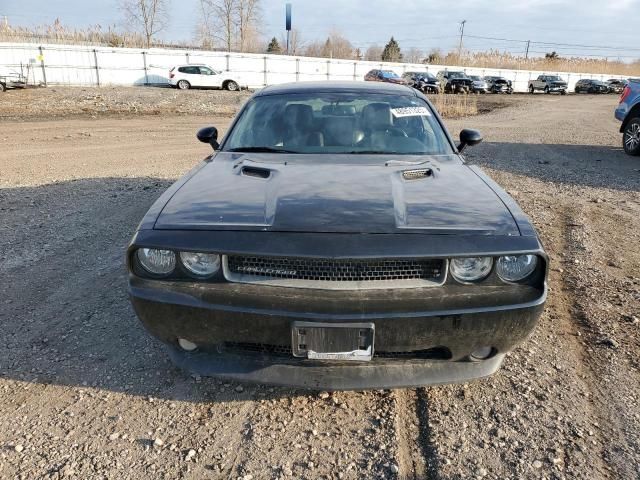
[468,75,489,94]
[574,79,609,94]
[436,71,473,94]
[528,75,567,95]
[169,64,246,91]
[606,78,627,94]
[127,81,548,390]
[484,76,513,94]
[615,79,640,156]
[402,71,440,93]
[364,69,408,85]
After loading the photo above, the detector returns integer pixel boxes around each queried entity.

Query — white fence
[0,42,627,93]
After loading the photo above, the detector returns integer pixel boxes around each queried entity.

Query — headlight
[496,255,538,282]
[136,248,176,276]
[450,257,493,282]
[179,252,221,277]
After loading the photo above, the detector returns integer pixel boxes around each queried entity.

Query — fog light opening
[178,338,198,352]
[470,347,494,361]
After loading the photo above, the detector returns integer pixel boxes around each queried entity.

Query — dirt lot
[1,89,639,480]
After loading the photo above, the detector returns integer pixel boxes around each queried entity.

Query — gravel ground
[1,90,639,479]
[0,85,520,121]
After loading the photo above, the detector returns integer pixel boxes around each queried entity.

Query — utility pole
[525,40,530,59]
[458,20,466,57]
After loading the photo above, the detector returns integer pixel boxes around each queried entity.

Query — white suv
[168,64,246,91]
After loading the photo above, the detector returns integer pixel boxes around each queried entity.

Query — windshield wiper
[385,159,430,166]
[227,146,300,154]
[346,150,402,154]
[346,150,429,156]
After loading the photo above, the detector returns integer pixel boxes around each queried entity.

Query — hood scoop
[240,165,271,179]
[402,168,433,180]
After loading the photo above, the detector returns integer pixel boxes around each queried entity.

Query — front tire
[544,86,550,94]
[0,82,6,92]
[529,85,534,94]
[623,117,640,156]
[177,80,190,90]
[225,80,239,91]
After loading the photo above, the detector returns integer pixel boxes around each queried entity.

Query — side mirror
[458,129,482,153]
[197,126,219,150]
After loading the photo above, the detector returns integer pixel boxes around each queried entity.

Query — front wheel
[177,80,190,90]
[0,82,6,92]
[225,80,239,91]
[560,90,566,95]
[529,85,534,94]
[623,117,640,156]
[544,86,550,94]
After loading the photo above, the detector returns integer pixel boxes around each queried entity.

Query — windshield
[547,76,562,81]
[223,92,454,155]
[469,75,481,81]
[411,72,436,81]
[381,70,400,79]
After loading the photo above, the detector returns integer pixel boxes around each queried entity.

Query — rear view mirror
[458,129,483,153]
[197,126,220,150]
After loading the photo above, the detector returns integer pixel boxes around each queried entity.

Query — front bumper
[615,105,628,123]
[491,85,512,93]
[166,346,507,390]
[129,276,546,389]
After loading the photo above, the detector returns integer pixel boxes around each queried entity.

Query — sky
[1,0,640,60]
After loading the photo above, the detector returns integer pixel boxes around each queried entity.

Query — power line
[464,34,640,52]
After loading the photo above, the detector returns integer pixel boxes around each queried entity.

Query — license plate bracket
[292,322,374,361]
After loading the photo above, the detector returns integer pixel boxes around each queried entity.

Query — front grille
[224,255,446,289]
[222,342,451,360]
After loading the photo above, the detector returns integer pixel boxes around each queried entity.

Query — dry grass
[0,20,187,49]
[438,50,640,77]
[429,92,478,118]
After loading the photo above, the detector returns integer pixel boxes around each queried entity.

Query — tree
[304,31,353,59]
[197,0,262,52]
[364,45,383,61]
[426,48,442,64]
[545,51,560,60]
[280,28,303,55]
[266,37,281,54]
[236,0,260,52]
[405,47,423,64]
[382,37,402,62]
[121,0,168,48]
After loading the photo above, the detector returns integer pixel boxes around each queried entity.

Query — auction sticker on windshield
[391,106,432,117]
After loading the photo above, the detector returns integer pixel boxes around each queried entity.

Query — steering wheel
[384,127,409,138]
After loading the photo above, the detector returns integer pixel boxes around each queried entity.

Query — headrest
[361,102,393,129]
[284,104,314,128]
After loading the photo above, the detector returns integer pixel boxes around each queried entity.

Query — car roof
[255,81,417,97]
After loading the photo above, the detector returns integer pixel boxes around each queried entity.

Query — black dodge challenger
[127,81,547,390]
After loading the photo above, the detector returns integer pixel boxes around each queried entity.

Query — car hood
[154,153,519,235]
